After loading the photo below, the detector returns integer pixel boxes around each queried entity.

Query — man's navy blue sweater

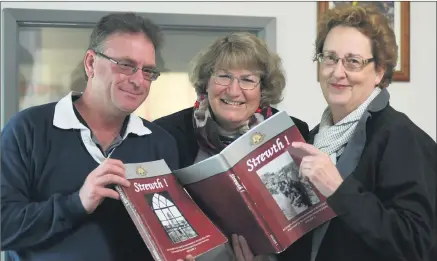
[1,101,179,261]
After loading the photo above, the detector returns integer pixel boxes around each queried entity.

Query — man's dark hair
[84,12,163,80]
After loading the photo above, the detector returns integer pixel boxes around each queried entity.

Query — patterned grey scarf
[314,87,382,161]
[310,87,382,261]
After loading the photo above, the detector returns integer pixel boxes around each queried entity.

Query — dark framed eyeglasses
[95,52,160,81]
[211,71,261,90]
[316,52,374,71]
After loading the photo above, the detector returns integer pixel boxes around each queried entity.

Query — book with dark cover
[173,111,337,255]
[115,160,228,261]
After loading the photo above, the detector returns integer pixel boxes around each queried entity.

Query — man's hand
[292,142,343,198]
[232,234,270,261]
[177,254,195,261]
[79,159,130,213]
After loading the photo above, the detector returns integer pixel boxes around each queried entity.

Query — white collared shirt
[53,92,151,164]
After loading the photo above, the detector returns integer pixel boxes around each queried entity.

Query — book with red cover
[115,160,229,261]
[173,111,337,255]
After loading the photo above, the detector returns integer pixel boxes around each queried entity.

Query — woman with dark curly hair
[154,31,309,261]
[277,4,436,261]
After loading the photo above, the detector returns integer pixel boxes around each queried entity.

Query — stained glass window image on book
[257,151,321,220]
[145,191,198,244]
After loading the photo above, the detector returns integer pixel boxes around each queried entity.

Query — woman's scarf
[313,87,382,161]
[192,94,272,156]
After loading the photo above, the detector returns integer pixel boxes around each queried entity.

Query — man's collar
[53,92,152,137]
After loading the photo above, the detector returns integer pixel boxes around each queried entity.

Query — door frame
[1,8,276,127]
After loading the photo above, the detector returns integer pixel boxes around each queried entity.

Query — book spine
[230,173,281,252]
[115,185,165,261]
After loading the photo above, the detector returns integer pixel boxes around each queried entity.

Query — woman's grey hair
[84,12,163,80]
[189,32,286,107]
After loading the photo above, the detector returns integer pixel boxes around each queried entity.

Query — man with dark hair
[1,12,194,261]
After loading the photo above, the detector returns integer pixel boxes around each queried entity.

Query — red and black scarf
[192,94,272,156]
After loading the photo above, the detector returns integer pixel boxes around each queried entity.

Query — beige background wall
[2,1,435,140]
[17,27,233,121]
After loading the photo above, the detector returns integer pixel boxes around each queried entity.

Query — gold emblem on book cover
[251,132,265,145]
[136,166,147,176]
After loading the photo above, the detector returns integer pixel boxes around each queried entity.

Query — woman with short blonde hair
[155,32,309,261]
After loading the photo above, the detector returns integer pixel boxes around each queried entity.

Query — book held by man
[115,160,229,261]
[173,111,337,255]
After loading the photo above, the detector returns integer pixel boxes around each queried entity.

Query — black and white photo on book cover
[257,151,321,220]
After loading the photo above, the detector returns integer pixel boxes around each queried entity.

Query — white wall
[2,1,435,140]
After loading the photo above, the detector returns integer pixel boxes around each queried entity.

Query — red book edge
[115,185,166,261]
